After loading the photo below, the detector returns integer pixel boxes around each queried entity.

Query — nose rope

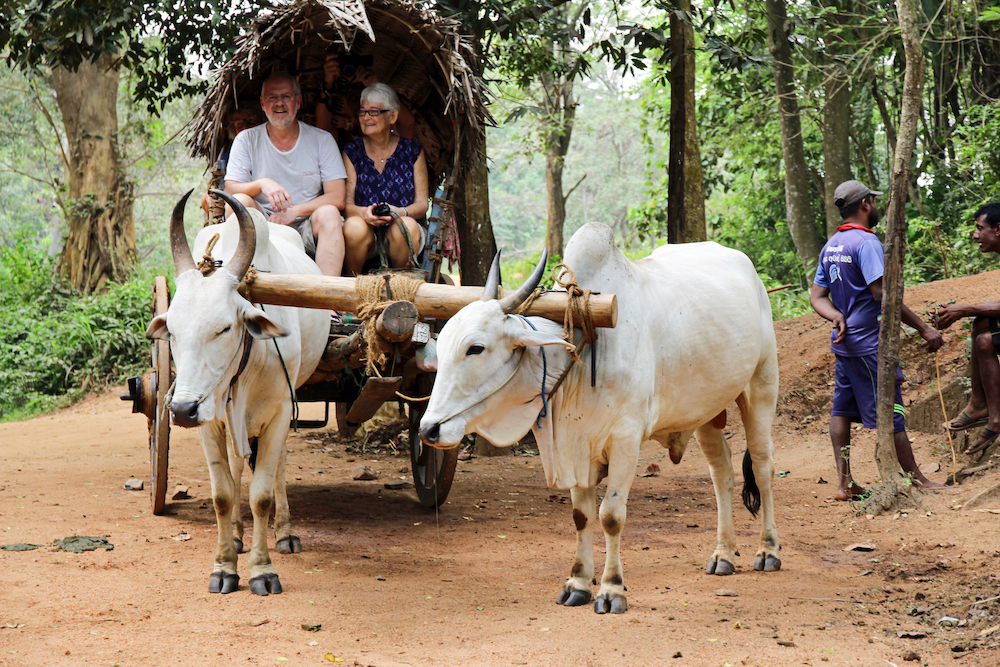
[429,316,580,431]
[429,346,527,428]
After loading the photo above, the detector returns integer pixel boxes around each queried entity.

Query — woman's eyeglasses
[358,108,391,117]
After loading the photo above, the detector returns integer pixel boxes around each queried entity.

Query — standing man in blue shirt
[810,180,946,500]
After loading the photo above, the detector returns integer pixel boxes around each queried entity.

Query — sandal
[966,427,1000,455]
[945,410,988,433]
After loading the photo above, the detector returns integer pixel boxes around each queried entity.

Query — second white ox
[147,191,328,595]
[420,222,781,614]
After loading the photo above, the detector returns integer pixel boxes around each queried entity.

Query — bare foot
[912,478,948,490]
[834,483,867,501]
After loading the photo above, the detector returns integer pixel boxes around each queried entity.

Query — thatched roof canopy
[187,0,491,185]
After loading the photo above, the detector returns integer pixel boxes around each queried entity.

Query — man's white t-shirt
[226,121,347,216]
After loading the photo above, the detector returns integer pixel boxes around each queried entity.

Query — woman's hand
[363,204,392,227]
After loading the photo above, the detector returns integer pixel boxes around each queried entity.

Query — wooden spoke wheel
[149,276,172,514]
[408,372,458,508]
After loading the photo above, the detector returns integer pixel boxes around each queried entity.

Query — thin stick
[970,594,1000,606]
[766,284,793,293]
[935,349,958,484]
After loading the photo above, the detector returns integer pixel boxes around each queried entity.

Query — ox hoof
[706,556,735,576]
[249,573,283,596]
[233,538,244,554]
[754,554,782,572]
[276,536,302,554]
[208,571,240,594]
[594,592,628,614]
[556,587,592,607]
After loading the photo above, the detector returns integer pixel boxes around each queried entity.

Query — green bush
[0,236,153,421]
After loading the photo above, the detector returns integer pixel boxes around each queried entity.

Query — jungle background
[1,0,999,421]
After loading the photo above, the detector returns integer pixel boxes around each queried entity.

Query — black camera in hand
[373,203,391,217]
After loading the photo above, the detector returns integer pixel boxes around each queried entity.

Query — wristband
[402,207,408,217]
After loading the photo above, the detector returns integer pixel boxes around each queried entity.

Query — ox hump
[562,223,621,280]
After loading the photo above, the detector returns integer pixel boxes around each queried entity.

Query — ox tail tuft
[741,449,761,519]
[249,437,259,473]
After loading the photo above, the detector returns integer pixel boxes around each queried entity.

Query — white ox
[420,223,781,614]
[147,191,328,595]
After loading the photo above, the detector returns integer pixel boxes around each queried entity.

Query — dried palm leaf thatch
[187,0,492,186]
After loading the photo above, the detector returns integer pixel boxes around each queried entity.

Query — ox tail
[741,449,761,518]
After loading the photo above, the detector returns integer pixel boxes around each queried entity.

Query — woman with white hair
[341,83,428,275]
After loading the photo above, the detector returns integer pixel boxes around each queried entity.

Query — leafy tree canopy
[0,0,273,112]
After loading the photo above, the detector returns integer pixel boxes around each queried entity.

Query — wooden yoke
[246,273,618,328]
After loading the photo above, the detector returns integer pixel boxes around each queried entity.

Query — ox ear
[242,304,287,340]
[509,326,576,352]
[146,315,170,341]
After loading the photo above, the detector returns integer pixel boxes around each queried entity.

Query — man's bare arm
[810,284,846,344]
[868,278,943,352]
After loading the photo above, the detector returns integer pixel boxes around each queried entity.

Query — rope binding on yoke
[354,272,424,375]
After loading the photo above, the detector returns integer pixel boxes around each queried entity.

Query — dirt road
[4,274,1000,666]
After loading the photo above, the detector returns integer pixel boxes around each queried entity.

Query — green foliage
[0,234,152,420]
[0,0,274,113]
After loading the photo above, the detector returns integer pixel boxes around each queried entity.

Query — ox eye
[466,344,485,356]
[215,326,232,338]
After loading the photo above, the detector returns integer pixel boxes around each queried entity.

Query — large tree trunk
[821,8,853,238]
[541,69,576,259]
[667,0,706,244]
[454,137,498,287]
[50,55,135,295]
[765,0,824,267]
[866,0,925,515]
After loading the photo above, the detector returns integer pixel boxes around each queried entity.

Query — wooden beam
[246,273,618,328]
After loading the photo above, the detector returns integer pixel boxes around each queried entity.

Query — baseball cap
[834,180,883,208]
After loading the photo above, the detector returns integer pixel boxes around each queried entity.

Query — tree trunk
[821,14,853,237]
[545,148,567,258]
[50,55,135,295]
[541,67,576,259]
[667,0,706,244]
[454,133,498,287]
[765,0,824,267]
[866,0,925,515]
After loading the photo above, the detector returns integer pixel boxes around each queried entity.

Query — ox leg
[245,417,289,595]
[273,443,301,554]
[226,436,246,555]
[594,440,639,614]
[737,379,781,572]
[200,422,241,594]
[557,486,597,607]
[696,424,738,576]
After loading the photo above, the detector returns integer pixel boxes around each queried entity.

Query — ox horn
[479,250,502,302]
[500,248,548,314]
[170,189,197,275]
[209,189,256,282]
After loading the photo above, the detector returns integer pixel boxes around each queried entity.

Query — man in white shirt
[225,73,347,277]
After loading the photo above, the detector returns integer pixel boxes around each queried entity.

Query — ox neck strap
[229,332,254,388]
[513,316,549,428]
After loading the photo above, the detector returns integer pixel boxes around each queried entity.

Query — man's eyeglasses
[358,108,391,117]
[264,94,296,105]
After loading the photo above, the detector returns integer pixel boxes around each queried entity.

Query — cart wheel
[150,276,172,515]
[408,373,458,508]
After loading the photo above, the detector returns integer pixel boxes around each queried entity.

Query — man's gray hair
[360,83,400,112]
[262,72,301,96]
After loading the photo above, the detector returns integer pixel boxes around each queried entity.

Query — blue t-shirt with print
[814,227,885,357]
